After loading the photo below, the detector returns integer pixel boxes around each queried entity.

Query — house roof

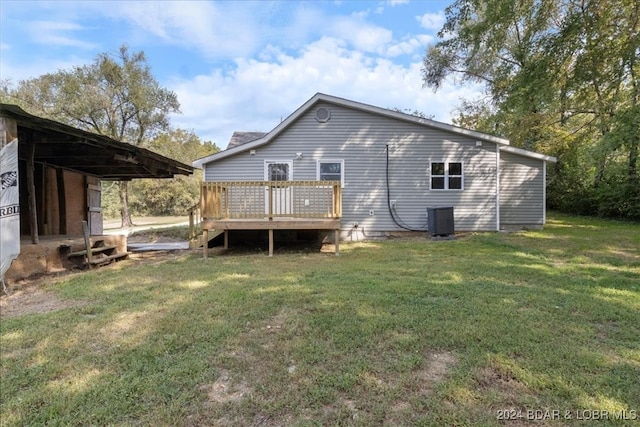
[192,93,556,168]
[226,131,268,149]
[1,104,193,180]
[500,145,556,162]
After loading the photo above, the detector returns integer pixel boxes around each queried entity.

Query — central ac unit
[427,206,455,236]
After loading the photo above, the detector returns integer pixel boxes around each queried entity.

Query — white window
[267,163,290,181]
[317,160,344,187]
[431,161,463,190]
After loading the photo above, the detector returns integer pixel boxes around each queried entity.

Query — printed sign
[1,139,20,281]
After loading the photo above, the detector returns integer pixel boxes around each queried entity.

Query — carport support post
[26,141,39,244]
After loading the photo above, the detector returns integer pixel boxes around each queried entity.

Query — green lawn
[1,213,639,426]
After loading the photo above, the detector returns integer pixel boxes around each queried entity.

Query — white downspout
[543,161,547,224]
[496,144,500,231]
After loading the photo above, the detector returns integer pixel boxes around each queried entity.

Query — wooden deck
[197,181,342,256]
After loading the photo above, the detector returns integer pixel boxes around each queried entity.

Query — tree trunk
[628,51,639,186]
[119,181,133,227]
[629,134,639,185]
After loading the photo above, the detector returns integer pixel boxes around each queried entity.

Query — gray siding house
[193,93,556,238]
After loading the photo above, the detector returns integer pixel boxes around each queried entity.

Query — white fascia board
[500,145,557,163]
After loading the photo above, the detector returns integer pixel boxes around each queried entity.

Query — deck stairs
[189,229,224,249]
[188,201,225,249]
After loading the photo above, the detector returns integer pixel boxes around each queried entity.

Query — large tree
[422,0,640,219]
[4,45,180,226]
[127,129,219,217]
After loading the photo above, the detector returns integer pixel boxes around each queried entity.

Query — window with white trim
[430,161,463,190]
[317,160,344,187]
[268,163,290,181]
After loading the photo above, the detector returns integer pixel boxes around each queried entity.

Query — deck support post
[223,230,228,249]
[334,229,340,256]
[268,229,274,256]
[202,229,208,258]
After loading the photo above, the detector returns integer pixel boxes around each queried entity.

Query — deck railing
[201,180,342,220]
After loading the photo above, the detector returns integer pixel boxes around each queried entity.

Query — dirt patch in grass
[195,368,256,427]
[475,364,528,397]
[0,285,87,318]
[386,350,457,424]
[473,361,533,422]
[0,250,186,318]
[199,369,250,405]
[419,350,458,392]
[263,307,295,331]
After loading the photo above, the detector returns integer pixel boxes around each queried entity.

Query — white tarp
[1,138,20,281]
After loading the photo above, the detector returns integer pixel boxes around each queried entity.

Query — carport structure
[1,104,193,281]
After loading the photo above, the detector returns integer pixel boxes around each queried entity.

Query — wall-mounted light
[295,152,303,159]
[250,149,256,156]
[475,141,483,147]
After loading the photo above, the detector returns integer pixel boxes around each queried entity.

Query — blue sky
[1,0,481,148]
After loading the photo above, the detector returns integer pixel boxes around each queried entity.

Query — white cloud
[169,38,482,147]
[113,1,262,59]
[387,0,409,5]
[417,12,445,31]
[27,21,97,49]
[331,17,393,53]
[279,6,326,43]
[385,35,433,57]
[0,55,90,82]
[1,0,481,151]
[106,2,396,61]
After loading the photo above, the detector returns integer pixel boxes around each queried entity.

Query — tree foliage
[2,46,181,226]
[128,129,219,217]
[100,128,219,218]
[423,0,640,219]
